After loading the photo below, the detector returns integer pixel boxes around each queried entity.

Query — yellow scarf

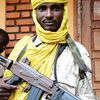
[24,0,68,77]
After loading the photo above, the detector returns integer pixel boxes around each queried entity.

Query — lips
[43,20,55,26]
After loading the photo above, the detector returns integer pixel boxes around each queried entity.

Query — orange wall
[0,0,6,29]
[68,0,75,38]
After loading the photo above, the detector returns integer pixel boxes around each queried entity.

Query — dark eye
[52,5,64,11]
[36,5,46,12]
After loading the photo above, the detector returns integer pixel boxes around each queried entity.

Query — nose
[46,9,53,18]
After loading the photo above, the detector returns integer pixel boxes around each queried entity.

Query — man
[0,0,96,100]
[0,29,9,54]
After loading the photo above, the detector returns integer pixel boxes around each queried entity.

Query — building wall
[5,0,75,56]
[6,0,34,56]
[68,0,75,37]
[0,0,6,29]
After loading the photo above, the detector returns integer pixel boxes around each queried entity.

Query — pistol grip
[7,74,22,85]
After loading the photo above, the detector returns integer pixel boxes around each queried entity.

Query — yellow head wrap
[31,0,68,9]
[31,0,68,43]
[25,0,68,77]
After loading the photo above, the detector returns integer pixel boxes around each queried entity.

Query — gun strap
[54,33,92,82]
[66,34,92,77]
[54,43,67,82]
[16,35,37,62]
[53,34,97,100]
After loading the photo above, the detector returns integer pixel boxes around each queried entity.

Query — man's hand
[0,77,18,100]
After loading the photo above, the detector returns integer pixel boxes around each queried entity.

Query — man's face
[36,3,64,31]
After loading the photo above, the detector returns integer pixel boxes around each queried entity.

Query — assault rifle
[0,56,81,100]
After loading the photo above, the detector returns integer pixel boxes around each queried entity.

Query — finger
[0,92,11,96]
[0,77,11,83]
[0,88,12,92]
[0,90,11,100]
[0,83,17,90]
